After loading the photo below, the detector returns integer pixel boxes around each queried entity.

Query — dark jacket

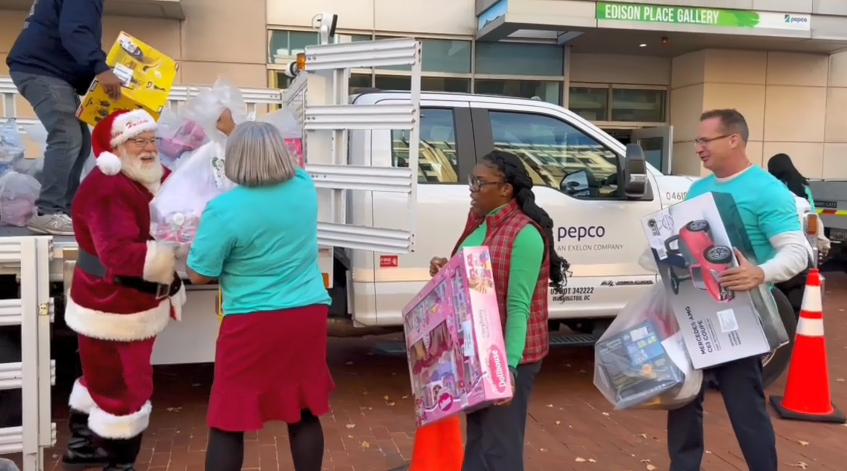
[6,0,109,95]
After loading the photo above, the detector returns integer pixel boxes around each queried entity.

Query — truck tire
[0,330,22,428]
[761,287,797,389]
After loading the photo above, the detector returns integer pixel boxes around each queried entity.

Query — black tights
[205,409,324,471]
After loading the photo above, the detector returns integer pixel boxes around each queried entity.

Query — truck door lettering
[557,226,605,241]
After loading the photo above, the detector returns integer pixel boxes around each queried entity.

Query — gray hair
[224,121,296,187]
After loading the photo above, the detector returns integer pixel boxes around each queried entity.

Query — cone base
[769,395,847,424]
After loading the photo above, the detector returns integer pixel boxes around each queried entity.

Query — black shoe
[61,411,109,470]
[102,433,143,471]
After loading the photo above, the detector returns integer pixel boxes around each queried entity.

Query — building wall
[0,0,267,121]
[670,49,846,179]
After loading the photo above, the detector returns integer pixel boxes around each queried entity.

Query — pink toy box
[402,246,513,427]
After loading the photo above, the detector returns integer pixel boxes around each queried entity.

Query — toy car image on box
[77,32,178,126]
[402,247,512,427]
[641,191,789,370]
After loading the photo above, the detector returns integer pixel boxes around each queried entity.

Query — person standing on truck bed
[767,153,816,209]
[428,150,569,471]
[6,0,123,236]
[64,109,186,471]
[668,109,809,471]
[185,122,333,471]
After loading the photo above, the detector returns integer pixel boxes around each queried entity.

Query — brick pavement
[7,274,847,471]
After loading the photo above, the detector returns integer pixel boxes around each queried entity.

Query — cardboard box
[641,192,789,369]
[77,32,178,126]
[402,247,512,427]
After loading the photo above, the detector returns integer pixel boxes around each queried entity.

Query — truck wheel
[761,287,797,389]
[0,330,22,428]
[686,220,710,232]
[704,245,733,264]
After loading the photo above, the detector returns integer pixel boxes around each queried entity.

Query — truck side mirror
[619,144,649,199]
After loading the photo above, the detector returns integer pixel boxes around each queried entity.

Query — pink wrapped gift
[402,246,512,427]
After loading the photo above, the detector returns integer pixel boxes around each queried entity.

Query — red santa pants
[68,335,156,440]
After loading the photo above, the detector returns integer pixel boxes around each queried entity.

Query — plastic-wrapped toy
[10,122,47,181]
[403,247,512,427]
[0,170,41,227]
[260,108,303,167]
[0,120,25,175]
[593,284,703,410]
[157,108,208,170]
[149,138,224,246]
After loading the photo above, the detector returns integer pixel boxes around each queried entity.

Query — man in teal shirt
[667,110,808,471]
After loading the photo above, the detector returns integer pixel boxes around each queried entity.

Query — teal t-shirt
[686,166,800,265]
[804,185,815,210]
[187,168,331,315]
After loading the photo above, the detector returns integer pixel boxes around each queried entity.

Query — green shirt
[804,185,815,210]
[457,205,545,368]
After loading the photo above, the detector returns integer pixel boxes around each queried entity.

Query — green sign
[595,2,811,30]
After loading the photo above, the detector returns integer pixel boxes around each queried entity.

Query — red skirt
[206,304,335,431]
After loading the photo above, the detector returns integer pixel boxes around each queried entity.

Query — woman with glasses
[429,150,569,471]
[186,122,333,471]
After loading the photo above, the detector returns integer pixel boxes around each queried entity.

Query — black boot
[103,433,143,471]
[61,411,109,470]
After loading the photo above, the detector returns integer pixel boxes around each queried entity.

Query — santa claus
[61,109,186,471]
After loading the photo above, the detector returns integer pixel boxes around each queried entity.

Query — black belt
[77,247,182,299]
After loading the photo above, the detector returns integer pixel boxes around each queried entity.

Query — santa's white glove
[174,244,190,259]
[143,242,176,285]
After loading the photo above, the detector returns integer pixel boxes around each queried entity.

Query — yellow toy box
[77,32,178,126]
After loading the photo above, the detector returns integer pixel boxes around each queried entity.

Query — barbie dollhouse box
[402,247,512,427]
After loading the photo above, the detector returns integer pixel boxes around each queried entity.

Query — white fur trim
[110,109,157,148]
[96,151,122,176]
[170,283,186,322]
[68,379,95,413]
[142,241,175,285]
[65,292,171,341]
[88,402,151,439]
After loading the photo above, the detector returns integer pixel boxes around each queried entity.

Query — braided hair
[482,150,570,291]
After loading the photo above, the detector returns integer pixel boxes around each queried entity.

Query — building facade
[2,0,847,178]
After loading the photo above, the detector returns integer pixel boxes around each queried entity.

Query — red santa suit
[64,109,186,443]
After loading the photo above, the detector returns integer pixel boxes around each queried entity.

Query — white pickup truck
[0,35,804,460]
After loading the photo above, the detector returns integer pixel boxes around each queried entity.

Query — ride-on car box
[77,32,178,126]
[641,192,789,369]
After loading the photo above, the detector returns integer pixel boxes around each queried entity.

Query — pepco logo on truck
[556,225,624,252]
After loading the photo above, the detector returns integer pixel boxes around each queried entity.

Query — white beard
[120,149,164,194]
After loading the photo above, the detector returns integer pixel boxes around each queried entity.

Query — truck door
[469,104,662,319]
[631,126,673,174]
[357,99,476,326]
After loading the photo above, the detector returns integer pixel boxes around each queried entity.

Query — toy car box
[402,247,512,427]
[77,32,178,126]
[595,319,685,409]
[641,191,789,369]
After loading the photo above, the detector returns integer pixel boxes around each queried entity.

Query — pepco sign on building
[2,0,847,177]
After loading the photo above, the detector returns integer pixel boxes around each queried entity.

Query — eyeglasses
[126,137,160,147]
[693,134,732,146]
[468,175,502,191]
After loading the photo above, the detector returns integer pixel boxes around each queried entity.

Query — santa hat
[91,109,158,176]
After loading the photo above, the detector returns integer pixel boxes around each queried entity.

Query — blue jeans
[10,71,91,215]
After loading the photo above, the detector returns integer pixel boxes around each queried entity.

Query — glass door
[631,126,673,174]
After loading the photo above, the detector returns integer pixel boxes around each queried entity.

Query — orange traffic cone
[407,415,463,471]
[769,269,846,423]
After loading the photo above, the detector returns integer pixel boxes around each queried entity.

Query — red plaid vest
[451,200,550,364]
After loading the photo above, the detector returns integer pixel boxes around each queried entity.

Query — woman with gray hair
[186,121,333,471]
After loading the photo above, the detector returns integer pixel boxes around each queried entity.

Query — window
[568,87,609,121]
[375,75,471,93]
[268,30,371,64]
[272,72,372,94]
[487,111,619,198]
[474,79,561,104]
[376,37,472,73]
[475,42,564,76]
[611,88,666,122]
[392,108,459,183]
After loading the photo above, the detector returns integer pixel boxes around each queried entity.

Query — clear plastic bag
[0,170,41,227]
[594,284,703,410]
[0,120,26,174]
[260,108,304,167]
[157,108,208,170]
[181,77,249,143]
[149,141,226,246]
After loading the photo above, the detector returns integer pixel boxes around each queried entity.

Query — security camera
[283,61,299,78]
[316,13,338,44]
